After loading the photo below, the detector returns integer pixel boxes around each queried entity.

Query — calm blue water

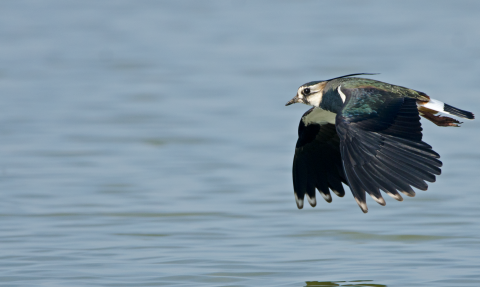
[1,1,480,286]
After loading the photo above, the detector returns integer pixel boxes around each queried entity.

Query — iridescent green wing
[335,84,441,213]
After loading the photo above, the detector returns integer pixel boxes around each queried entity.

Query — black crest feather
[326,73,379,81]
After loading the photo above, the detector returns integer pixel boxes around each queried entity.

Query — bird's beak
[286,95,300,106]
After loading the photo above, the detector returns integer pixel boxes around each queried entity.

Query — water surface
[0,1,480,286]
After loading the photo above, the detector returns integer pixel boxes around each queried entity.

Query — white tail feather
[418,98,445,113]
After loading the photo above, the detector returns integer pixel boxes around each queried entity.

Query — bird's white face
[286,81,327,107]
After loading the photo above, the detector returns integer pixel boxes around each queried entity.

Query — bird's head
[286,73,379,107]
[285,81,327,107]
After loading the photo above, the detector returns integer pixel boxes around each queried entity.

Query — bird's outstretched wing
[336,86,442,213]
[293,108,348,209]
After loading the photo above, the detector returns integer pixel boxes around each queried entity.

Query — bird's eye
[303,88,311,95]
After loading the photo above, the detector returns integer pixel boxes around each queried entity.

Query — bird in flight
[286,73,474,213]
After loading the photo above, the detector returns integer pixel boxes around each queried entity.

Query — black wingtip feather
[293,122,347,208]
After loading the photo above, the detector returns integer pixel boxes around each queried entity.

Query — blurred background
[0,1,479,286]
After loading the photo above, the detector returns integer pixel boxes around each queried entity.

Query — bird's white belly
[303,107,336,125]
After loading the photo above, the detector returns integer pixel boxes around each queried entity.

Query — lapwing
[286,73,475,213]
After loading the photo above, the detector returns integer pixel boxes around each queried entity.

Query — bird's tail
[443,103,475,119]
[417,98,474,127]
